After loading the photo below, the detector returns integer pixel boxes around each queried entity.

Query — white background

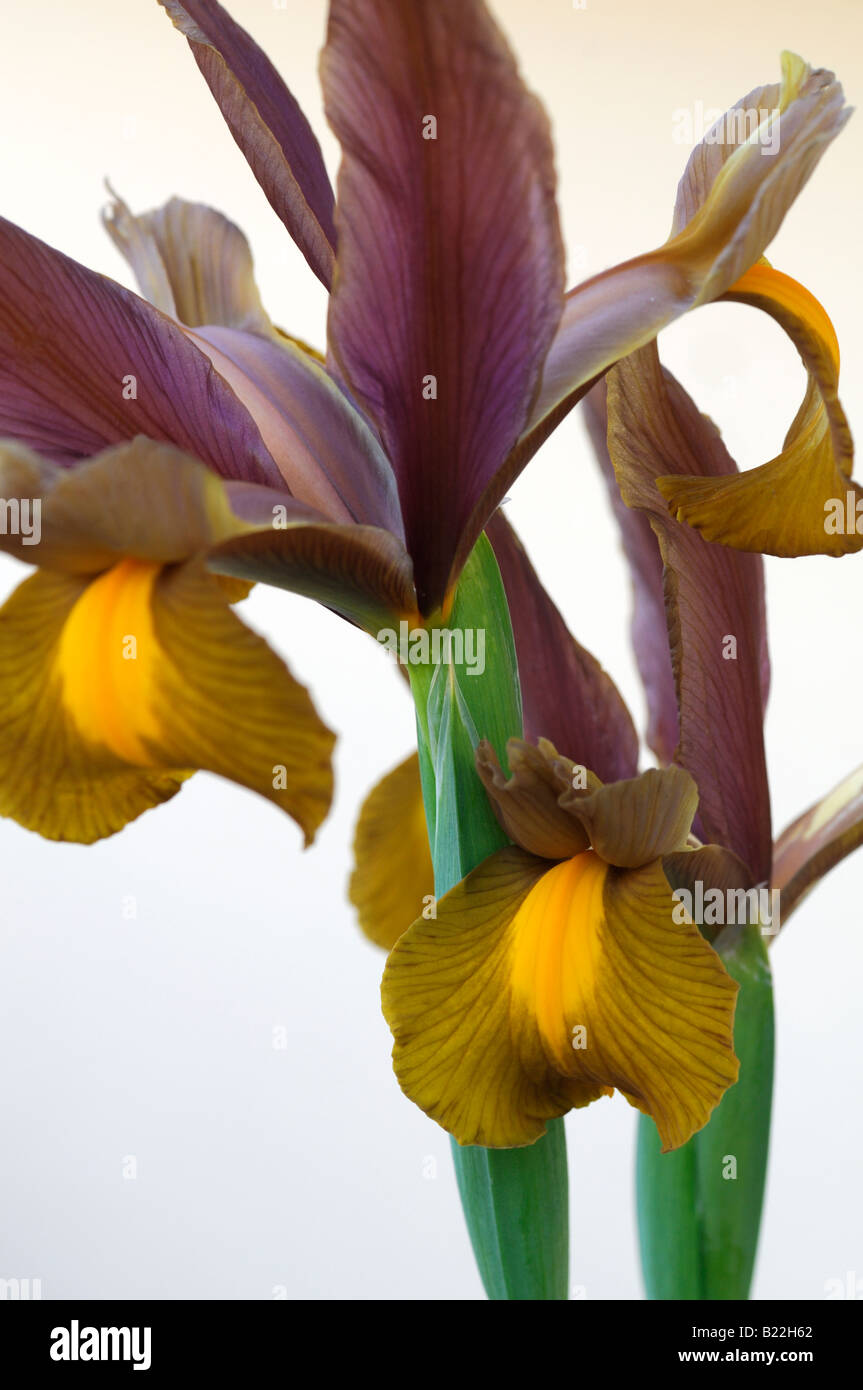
[0,0,860,1299]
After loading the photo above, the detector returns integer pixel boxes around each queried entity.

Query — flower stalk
[407,533,569,1300]
[636,924,775,1299]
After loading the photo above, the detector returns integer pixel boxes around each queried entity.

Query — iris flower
[369,313,863,1156]
[0,0,854,850]
[383,740,740,1151]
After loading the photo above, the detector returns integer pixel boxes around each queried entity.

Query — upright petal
[477,737,697,869]
[606,342,772,881]
[323,0,565,612]
[475,739,593,862]
[103,190,272,331]
[582,382,678,765]
[159,0,337,287]
[560,765,698,868]
[193,325,402,529]
[487,511,638,782]
[104,192,402,529]
[0,216,282,486]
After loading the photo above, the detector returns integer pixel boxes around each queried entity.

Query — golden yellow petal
[383,847,738,1150]
[56,559,164,766]
[382,848,573,1148]
[0,559,335,844]
[349,752,434,950]
[0,569,186,842]
[657,265,861,556]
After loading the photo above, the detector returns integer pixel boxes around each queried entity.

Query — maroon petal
[194,325,403,530]
[606,342,772,882]
[0,216,282,487]
[773,765,863,921]
[159,0,337,288]
[582,380,678,765]
[323,0,564,614]
[487,511,638,784]
[104,189,400,528]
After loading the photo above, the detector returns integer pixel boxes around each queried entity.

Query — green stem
[637,924,774,1299]
[408,534,569,1300]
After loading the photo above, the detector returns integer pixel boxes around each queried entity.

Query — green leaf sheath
[637,924,775,1299]
[408,534,570,1300]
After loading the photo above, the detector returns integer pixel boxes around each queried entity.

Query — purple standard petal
[0,215,283,487]
[487,511,638,784]
[606,342,772,882]
[773,764,863,922]
[323,0,564,614]
[160,0,337,288]
[105,190,400,527]
[582,380,678,766]
[190,326,403,530]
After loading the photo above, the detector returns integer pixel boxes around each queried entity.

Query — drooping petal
[0,436,264,572]
[772,764,863,922]
[486,510,638,781]
[606,341,772,881]
[382,847,738,1150]
[589,857,739,1150]
[382,847,580,1148]
[0,560,334,844]
[530,54,849,429]
[208,512,416,632]
[658,263,861,556]
[0,215,282,486]
[149,559,334,841]
[582,382,678,765]
[349,752,434,949]
[104,192,402,529]
[323,0,565,612]
[159,0,337,288]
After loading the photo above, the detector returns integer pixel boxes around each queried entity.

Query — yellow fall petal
[518,855,739,1151]
[529,53,849,431]
[0,569,186,842]
[657,263,861,556]
[383,847,739,1151]
[0,559,335,844]
[57,559,164,765]
[349,752,434,950]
